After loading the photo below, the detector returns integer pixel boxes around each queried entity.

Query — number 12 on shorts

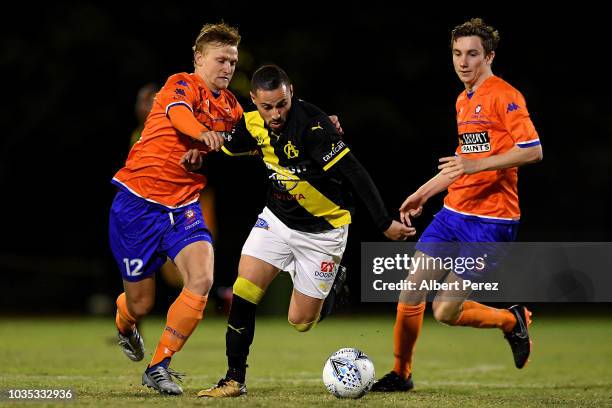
[123,258,144,277]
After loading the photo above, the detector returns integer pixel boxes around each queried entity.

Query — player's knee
[288,317,318,332]
[128,296,154,319]
[432,301,460,325]
[287,311,319,332]
[186,274,213,296]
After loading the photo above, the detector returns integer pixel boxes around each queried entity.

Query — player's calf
[432,300,463,325]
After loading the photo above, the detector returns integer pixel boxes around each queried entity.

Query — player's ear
[289,84,294,97]
[250,91,257,104]
[486,51,495,65]
[195,51,206,68]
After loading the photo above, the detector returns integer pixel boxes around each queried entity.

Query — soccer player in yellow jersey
[194,65,414,397]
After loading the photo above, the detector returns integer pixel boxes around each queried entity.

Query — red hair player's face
[250,84,293,132]
[452,36,494,91]
[195,44,238,92]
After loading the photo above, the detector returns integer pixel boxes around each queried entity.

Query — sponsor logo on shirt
[322,140,346,163]
[459,131,491,153]
[176,80,188,87]
[315,261,336,280]
[311,122,324,131]
[175,88,186,96]
[254,218,269,229]
[272,191,306,201]
[265,162,299,191]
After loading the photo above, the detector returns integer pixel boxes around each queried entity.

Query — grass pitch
[1,313,611,407]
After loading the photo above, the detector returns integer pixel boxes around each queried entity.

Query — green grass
[1,314,612,407]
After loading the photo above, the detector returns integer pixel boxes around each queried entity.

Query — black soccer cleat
[504,304,532,369]
[370,371,414,392]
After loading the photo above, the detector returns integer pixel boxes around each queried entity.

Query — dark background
[1,5,609,314]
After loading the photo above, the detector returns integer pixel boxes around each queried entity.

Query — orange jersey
[444,75,540,221]
[113,73,243,207]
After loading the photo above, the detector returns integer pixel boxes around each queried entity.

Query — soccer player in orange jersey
[372,18,543,392]
[109,22,241,395]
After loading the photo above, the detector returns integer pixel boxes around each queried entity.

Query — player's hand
[438,155,479,179]
[328,115,344,135]
[399,193,427,224]
[199,131,225,151]
[180,148,203,172]
[383,220,416,241]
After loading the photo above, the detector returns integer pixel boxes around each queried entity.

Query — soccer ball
[322,348,376,399]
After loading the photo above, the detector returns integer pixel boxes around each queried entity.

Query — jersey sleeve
[156,74,199,116]
[305,115,350,171]
[498,89,540,148]
[221,115,259,157]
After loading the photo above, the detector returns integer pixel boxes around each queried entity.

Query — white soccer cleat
[117,327,145,362]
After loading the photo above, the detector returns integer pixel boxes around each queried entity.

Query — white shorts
[241,207,349,299]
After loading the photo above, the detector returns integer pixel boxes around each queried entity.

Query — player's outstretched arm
[332,152,415,241]
[383,220,415,241]
[438,144,543,179]
[167,105,225,151]
[198,131,225,151]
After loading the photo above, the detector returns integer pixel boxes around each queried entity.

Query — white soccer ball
[322,347,376,399]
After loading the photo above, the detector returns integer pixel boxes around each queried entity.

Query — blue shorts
[415,207,518,279]
[108,189,213,282]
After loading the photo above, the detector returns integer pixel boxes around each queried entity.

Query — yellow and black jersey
[223,98,392,233]
[223,98,352,232]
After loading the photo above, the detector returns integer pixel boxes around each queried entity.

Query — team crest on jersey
[475,104,482,114]
[184,208,202,230]
[284,141,300,159]
[460,131,491,153]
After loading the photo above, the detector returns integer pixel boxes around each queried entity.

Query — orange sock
[116,293,137,335]
[149,288,207,367]
[451,301,516,331]
[392,302,426,379]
